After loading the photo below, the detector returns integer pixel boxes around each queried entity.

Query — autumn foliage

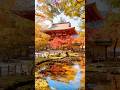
[35,24,50,51]
[49,36,74,49]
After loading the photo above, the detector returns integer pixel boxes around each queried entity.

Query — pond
[46,64,81,90]
[37,62,83,90]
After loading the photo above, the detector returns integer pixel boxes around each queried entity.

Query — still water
[45,64,82,90]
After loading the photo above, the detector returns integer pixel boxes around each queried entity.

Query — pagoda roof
[49,22,71,30]
[43,27,77,35]
[42,23,77,35]
[86,3,103,22]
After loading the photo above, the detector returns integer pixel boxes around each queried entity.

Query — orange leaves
[73,37,85,43]
[49,36,74,49]
[35,13,47,19]
[37,0,45,3]
[49,37,64,49]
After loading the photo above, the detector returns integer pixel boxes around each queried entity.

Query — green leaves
[36,0,84,18]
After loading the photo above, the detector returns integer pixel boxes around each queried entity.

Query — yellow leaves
[36,0,85,18]
[45,11,54,19]
[37,0,45,3]
[38,5,49,12]
[79,31,85,37]
[81,12,85,19]
[35,24,50,50]
[73,11,80,17]
[35,24,41,35]
[35,38,42,50]
[76,3,81,9]
[77,0,84,2]
[35,78,49,90]
[65,0,84,17]
[80,21,85,30]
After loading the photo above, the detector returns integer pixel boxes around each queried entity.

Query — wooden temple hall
[42,22,78,40]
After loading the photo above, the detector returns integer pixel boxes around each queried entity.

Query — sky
[35,0,85,32]
[52,12,84,32]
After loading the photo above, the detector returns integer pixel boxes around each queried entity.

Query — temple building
[41,22,78,49]
[42,22,78,40]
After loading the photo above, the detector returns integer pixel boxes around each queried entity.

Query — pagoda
[42,22,78,49]
[42,22,77,40]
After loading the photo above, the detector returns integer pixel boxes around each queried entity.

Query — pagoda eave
[42,27,77,36]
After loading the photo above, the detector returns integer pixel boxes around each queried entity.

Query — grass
[35,57,48,64]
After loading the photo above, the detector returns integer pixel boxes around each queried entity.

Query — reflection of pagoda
[42,22,77,40]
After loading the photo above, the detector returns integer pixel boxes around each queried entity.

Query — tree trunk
[113,38,118,58]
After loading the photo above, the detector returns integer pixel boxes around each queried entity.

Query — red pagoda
[42,22,77,40]
[42,22,78,49]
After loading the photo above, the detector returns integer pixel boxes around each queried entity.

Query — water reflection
[35,52,85,90]
[46,64,82,90]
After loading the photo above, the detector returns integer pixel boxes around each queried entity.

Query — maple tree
[36,0,84,19]
[49,36,74,49]
[49,37,64,49]
[35,24,50,51]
